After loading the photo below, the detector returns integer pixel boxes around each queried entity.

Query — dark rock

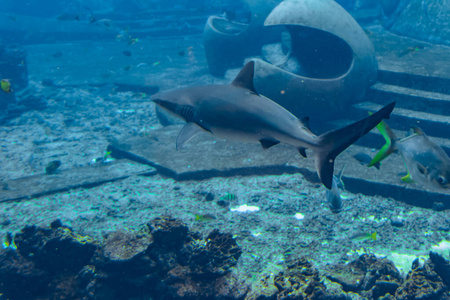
[429,252,450,287]
[395,257,449,300]
[90,228,158,299]
[205,192,215,201]
[217,200,230,207]
[14,223,97,273]
[147,216,189,249]
[0,217,244,299]
[0,248,50,298]
[326,254,402,299]
[93,228,155,275]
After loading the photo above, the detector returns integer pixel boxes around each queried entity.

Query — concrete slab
[0,159,156,203]
[108,125,450,209]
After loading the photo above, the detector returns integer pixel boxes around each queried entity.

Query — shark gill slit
[180,105,195,121]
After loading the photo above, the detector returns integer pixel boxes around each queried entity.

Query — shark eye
[437,176,447,186]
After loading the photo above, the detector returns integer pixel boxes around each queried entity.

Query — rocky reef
[0,217,244,299]
[2,218,450,299]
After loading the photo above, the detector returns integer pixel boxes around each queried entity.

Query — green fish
[369,120,450,191]
[195,214,216,221]
[1,79,12,93]
[350,231,377,242]
[220,193,236,201]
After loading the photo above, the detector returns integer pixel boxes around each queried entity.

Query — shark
[369,120,450,191]
[152,61,395,189]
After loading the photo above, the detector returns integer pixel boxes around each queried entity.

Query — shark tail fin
[368,119,398,167]
[314,102,396,189]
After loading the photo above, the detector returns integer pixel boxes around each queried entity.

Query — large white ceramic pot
[253,0,378,116]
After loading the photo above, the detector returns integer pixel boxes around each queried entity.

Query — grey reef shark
[152,61,395,189]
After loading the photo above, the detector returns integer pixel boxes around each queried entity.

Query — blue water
[0,0,450,299]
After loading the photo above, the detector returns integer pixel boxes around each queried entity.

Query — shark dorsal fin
[300,117,310,129]
[231,61,259,95]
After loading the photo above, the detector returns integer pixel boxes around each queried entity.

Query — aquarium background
[0,0,450,299]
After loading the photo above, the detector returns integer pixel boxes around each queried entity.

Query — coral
[275,257,327,299]
[395,256,449,300]
[326,254,402,299]
[0,248,50,299]
[246,257,330,300]
[429,251,450,287]
[7,217,450,299]
[186,229,242,279]
[13,219,97,273]
[0,216,244,299]
[148,216,189,249]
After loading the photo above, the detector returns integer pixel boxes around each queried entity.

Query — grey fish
[327,164,346,213]
[152,61,395,189]
[369,121,450,191]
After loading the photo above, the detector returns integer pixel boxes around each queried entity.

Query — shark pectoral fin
[298,148,307,158]
[176,122,205,150]
[260,139,280,150]
[231,61,259,95]
[401,173,415,183]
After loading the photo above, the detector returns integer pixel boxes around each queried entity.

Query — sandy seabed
[1,79,450,281]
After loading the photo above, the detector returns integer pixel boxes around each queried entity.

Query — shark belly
[194,92,317,149]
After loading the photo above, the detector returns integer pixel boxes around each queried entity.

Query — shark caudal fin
[315,102,396,189]
[368,119,398,168]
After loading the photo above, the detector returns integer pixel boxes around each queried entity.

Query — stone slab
[108,125,450,209]
[0,159,156,203]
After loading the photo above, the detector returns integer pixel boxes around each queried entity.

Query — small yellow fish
[153,61,161,66]
[350,231,377,242]
[1,79,12,93]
